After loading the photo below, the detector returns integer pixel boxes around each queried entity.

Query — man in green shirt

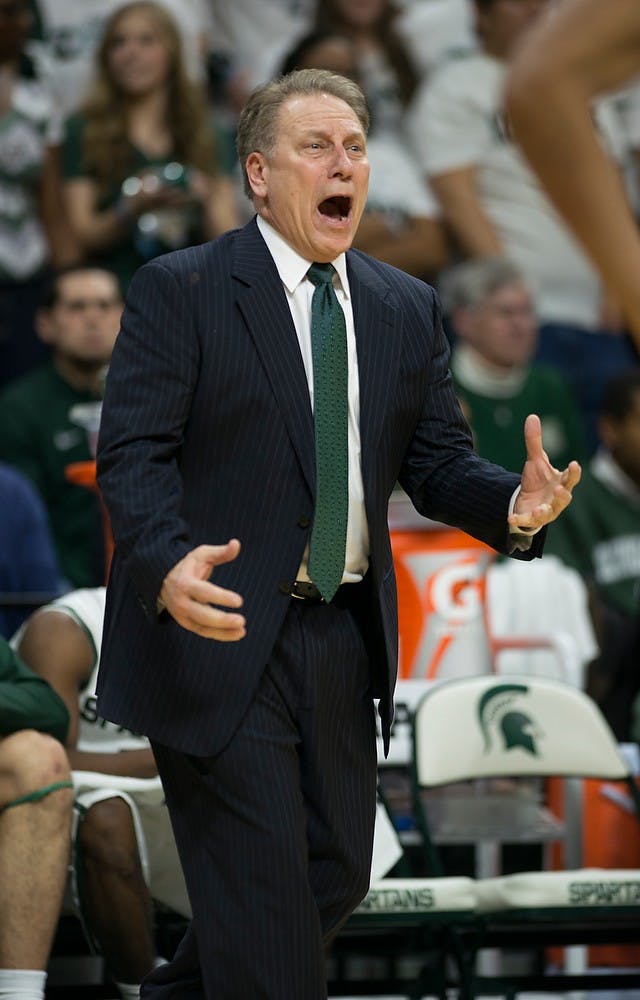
[545,369,640,738]
[0,635,73,1000]
[444,256,588,473]
[546,370,640,618]
[0,266,122,588]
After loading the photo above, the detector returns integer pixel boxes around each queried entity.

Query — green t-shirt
[62,112,235,291]
[453,361,587,473]
[545,459,640,618]
[0,636,69,742]
[0,363,104,589]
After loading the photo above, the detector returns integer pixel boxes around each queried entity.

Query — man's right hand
[159,540,246,641]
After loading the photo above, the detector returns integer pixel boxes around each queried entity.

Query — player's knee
[0,730,71,804]
[79,797,141,877]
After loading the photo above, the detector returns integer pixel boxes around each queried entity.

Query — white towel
[486,556,598,687]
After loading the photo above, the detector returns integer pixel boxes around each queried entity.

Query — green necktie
[306,262,349,602]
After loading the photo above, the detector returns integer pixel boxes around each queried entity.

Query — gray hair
[236,68,370,199]
[439,257,529,313]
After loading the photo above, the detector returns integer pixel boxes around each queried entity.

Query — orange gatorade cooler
[390,501,495,680]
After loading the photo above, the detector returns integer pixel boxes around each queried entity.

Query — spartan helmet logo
[478,684,540,756]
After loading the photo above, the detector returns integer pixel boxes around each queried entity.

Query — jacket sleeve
[0,638,69,743]
[96,259,199,617]
[398,287,543,558]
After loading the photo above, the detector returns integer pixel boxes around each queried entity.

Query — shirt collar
[256,215,349,298]
[452,343,528,397]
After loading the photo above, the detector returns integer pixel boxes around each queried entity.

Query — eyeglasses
[58,298,122,312]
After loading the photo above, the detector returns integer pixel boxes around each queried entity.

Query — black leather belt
[288,580,358,608]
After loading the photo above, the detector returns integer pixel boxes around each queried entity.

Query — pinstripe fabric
[96,218,540,762]
[95,217,545,997]
[144,601,376,999]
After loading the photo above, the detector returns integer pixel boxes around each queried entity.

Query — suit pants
[142,595,378,999]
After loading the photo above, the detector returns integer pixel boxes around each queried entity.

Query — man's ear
[245,152,268,199]
[34,309,56,346]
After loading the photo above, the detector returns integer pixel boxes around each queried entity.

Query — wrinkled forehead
[276,92,365,140]
[56,270,121,301]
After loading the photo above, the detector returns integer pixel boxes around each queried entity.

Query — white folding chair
[411,674,640,997]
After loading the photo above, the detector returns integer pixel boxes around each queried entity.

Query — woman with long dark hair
[314,0,419,134]
[62,1,238,290]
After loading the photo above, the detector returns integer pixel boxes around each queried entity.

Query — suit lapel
[232,220,316,494]
[230,223,402,500]
[347,251,402,488]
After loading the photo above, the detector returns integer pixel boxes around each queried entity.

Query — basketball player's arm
[16,612,157,778]
[504,0,640,344]
[429,168,503,258]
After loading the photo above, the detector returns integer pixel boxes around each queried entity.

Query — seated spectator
[13,583,403,996]
[396,0,475,79]
[314,0,420,139]
[442,257,587,472]
[0,266,122,590]
[0,634,73,1000]
[0,462,61,638]
[546,368,640,623]
[0,0,78,388]
[9,587,190,997]
[281,29,449,279]
[545,368,640,740]
[62,1,238,292]
[29,0,214,118]
[409,0,638,450]
[207,0,316,95]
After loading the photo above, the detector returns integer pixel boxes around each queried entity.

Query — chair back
[413,675,629,787]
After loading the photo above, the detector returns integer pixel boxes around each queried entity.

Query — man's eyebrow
[297,126,365,142]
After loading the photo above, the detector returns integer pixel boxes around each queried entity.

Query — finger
[181,619,247,642]
[523,413,544,462]
[185,600,245,628]
[509,486,574,528]
[549,483,575,515]
[197,626,246,642]
[193,539,241,574]
[508,504,551,529]
[182,603,246,634]
[190,579,244,609]
[560,460,582,490]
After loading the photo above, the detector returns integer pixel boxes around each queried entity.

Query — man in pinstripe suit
[95,69,581,998]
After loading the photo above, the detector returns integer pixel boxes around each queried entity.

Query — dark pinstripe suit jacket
[96,217,541,756]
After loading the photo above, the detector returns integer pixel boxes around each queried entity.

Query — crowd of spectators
[1,0,640,994]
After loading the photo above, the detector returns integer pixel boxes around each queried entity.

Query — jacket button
[297,515,311,529]
[279,581,291,595]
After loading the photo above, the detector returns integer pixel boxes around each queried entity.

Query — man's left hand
[508,413,581,531]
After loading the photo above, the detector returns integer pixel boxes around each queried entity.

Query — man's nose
[329,146,353,176]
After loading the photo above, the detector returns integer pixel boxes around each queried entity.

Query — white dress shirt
[257,215,535,586]
[257,215,369,583]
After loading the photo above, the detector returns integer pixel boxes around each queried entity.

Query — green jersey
[0,363,103,589]
[452,350,587,473]
[0,636,68,742]
[545,450,640,618]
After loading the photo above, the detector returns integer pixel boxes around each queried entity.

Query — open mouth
[318,196,352,222]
